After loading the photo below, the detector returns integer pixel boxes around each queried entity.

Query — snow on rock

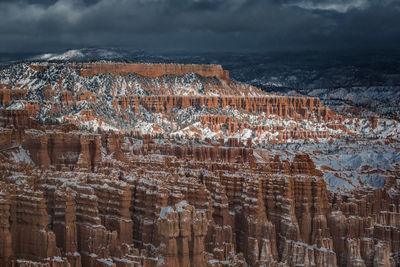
[11,146,32,164]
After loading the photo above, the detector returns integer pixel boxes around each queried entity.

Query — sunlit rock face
[0,62,399,267]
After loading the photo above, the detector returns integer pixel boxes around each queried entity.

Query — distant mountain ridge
[2,48,400,87]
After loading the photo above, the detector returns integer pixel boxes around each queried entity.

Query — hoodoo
[0,62,399,267]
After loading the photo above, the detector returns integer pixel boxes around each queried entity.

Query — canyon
[0,62,399,267]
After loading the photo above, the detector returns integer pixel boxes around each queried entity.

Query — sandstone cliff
[74,62,230,80]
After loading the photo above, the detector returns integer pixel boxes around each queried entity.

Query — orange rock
[75,63,230,80]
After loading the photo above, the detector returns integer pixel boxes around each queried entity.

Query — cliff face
[126,95,325,118]
[74,62,230,80]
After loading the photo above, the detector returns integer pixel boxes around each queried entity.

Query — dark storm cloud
[0,0,399,52]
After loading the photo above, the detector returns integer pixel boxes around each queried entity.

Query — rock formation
[74,62,230,80]
[0,61,352,144]
[0,62,398,267]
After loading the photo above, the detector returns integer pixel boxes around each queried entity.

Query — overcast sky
[0,0,399,53]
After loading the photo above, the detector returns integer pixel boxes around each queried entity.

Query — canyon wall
[0,62,343,144]
[71,63,230,80]
[120,95,328,119]
[0,127,398,267]
[0,62,398,266]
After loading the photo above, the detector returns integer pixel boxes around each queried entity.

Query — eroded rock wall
[73,63,230,80]
[0,128,398,267]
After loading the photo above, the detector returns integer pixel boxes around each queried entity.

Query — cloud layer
[0,0,399,52]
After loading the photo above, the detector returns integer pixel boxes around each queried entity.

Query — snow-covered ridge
[0,61,399,143]
[29,48,132,62]
[34,50,85,61]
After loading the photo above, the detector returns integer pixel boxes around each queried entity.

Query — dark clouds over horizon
[0,0,399,53]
